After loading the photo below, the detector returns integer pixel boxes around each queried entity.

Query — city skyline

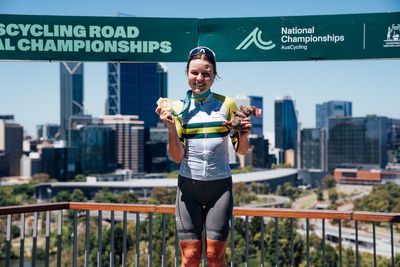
[0,0,399,135]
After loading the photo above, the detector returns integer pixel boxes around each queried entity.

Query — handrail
[0,202,69,215]
[1,202,400,222]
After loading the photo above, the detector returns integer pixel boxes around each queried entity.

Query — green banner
[0,13,399,62]
[0,14,198,62]
[200,12,400,61]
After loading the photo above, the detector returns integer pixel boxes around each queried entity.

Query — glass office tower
[301,128,326,170]
[316,101,352,129]
[0,119,23,176]
[107,63,168,128]
[75,125,116,174]
[60,62,84,140]
[274,96,298,151]
[328,116,389,171]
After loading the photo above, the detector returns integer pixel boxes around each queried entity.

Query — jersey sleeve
[174,116,183,142]
[224,96,239,145]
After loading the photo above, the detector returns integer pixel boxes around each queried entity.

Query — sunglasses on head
[188,46,216,60]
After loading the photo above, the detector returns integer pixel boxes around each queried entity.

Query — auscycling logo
[384,24,400,48]
[236,27,276,50]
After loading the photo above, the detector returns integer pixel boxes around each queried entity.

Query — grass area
[296,193,318,209]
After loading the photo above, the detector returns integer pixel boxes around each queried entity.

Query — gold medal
[156,97,173,111]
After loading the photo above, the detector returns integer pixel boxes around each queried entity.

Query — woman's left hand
[239,117,252,137]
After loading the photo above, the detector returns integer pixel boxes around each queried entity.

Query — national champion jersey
[173,91,238,181]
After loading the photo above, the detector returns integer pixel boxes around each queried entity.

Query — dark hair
[185,46,218,78]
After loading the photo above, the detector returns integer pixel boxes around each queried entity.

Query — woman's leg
[180,239,202,267]
[176,176,204,267]
[206,239,227,267]
[204,178,233,267]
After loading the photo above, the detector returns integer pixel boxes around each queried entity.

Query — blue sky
[0,0,399,135]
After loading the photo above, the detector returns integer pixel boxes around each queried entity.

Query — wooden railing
[0,202,399,267]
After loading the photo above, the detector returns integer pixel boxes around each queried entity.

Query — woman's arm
[235,117,252,155]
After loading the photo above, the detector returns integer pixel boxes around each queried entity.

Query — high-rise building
[235,95,263,136]
[101,115,145,173]
[71,125,116,174]
[316,101,352,129]
[37,124,60,141]
[274,96,298,151]
[249,136,271,168]
[60,62,84,140]
[0,118,23,177]
[388,120,400,168]
[328,115,393,172]
[301,128,326,170]
[41,147,78,181]
[145,123,179,173]
[106,63,167,128]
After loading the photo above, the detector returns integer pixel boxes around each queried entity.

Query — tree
[233,182,257,206]
[55,189,87,202]
[13,184,34,197]
[148,187,176,204]
[353,193,390,212]
[353,183,400,213]
[309,233,338,267]
[322,175,336,189]
[328,188,339,204]
[70,189,87,202]
[73,174,86,182]
[250,181,270,194]
[0,186,18,206]
[117,191,138,204]
[55,191,72,202]
[262,218,304,266]
[276,182,301,200]
[93,188,118,203]
[30,173,53,184]
[343,247,356,267]
[316,189,324,201]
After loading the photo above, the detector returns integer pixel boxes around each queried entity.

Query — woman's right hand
[155,107,175,129]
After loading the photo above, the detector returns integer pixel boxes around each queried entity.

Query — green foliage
[148,187,176,204]
[11,224,20,239]
[103,223,134,266]
[353,183,400,212]
[276,182,301,200]
[229,217,305,266]
[29,173,57,184]
[71,189,87,202]
[0,186,18,206]
[271,163,293,169]
[250,181,270,194]
[316,189,324,201]
[12,184,34,197]
[93,188,119,203]
[144,214,177,267]
[116,191,138,204]
[164,170,179,178]
[328,188,339,204]
[55,189,87,202]
[233,182,257,206]
[322,175,336,189]
[0,184,35,206]
[231,165,253,174]
[55,191,71,202]
[310,243,338,267]
[72,174,86,182]
[343,247,356,267]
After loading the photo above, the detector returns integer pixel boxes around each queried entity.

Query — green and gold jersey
[174,91,238,181]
